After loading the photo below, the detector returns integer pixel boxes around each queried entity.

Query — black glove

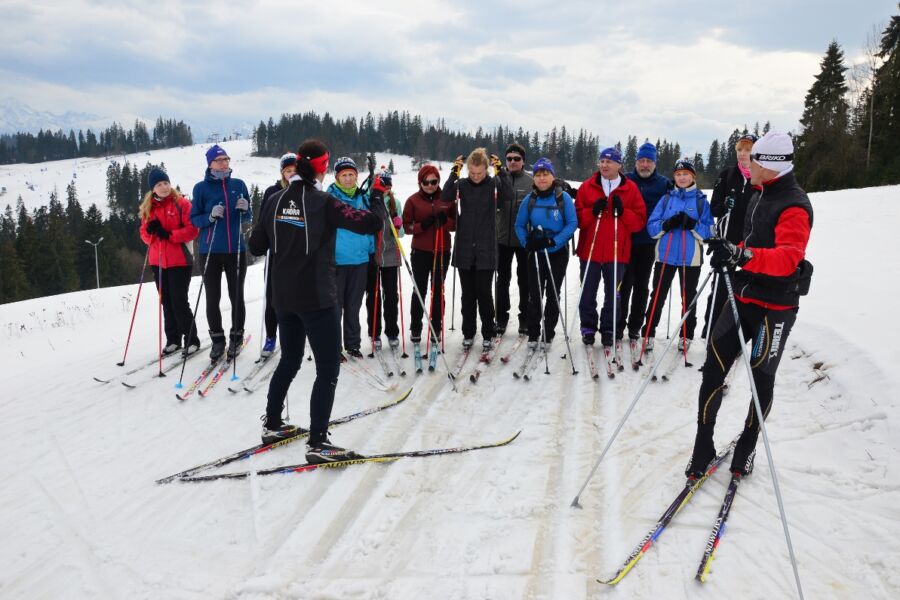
[156,228,170,240]
[592,197,607,217]
[526,236,555,251]
[611,195,623,217]
[706,238,752,269]
[146,220,162,236]
[661,214,680,232]
[725,196,735,211]
[681,213,697,230]
[421,215,436,231]
[435,211,449,226]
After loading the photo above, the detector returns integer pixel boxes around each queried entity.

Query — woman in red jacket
[139,168,201,356]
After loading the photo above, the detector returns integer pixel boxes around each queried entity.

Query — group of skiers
[137,130,813,477]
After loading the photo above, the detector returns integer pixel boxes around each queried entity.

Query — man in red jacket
[575,147,646,350]
[686,131,813,479]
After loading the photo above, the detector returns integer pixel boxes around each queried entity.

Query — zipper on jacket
[221,180,232,253]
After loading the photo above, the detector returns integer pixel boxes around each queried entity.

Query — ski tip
[93,377,111,384]
[121,382,136,389]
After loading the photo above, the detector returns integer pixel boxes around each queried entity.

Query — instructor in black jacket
[248,139,385,464]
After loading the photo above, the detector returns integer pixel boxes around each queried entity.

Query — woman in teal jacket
[327,156,375,357]
[642,158,713,349]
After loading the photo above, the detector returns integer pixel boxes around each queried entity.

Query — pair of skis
[598,437,741,585]
[369,344,408,378]
[342,351,397,392]
[179,430,520,482]
[227,349,279,394]
[513,340,545,381]
[157,387,414,483]
[176,335,251,401]
[583,342,620,380]
[469,335,506,383]
[93,344,209,388]
[413,342,439,374]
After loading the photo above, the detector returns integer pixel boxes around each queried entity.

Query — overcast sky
[1,0,895,155]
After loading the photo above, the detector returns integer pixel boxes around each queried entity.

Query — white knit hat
[751,131,794,177]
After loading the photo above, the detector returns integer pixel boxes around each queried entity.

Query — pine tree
[865,7,900,183]
[624,136,638,173]
[796,40,859,190]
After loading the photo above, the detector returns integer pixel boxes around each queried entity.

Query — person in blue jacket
[514,157,578,348]
[620,143,673,350]
[642,157,713,352]
[327,156,376,358]
[190,144,252,361]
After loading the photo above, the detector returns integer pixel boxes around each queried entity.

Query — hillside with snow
[1,147,898,599]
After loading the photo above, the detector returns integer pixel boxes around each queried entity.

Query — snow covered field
[1,145,898,599]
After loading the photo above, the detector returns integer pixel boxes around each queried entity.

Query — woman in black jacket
[702,133,758,338]
[442,148,512,350]
[248,139,384,464]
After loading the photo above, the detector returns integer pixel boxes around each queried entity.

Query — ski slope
[1,148,898,599]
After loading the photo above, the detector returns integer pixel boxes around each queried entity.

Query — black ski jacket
[710,166,755,244]
[248,178,384,314]
[443,170,513,270]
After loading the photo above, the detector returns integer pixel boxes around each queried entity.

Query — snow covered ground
[1,147,898,599]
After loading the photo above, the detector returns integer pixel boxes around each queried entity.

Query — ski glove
[209,204,225,222]
[392,216,403,230]
[490,154,502,175]
[661,214,679,231]
[435,211,449,226]
[451,155,464,177]
[592,197,607,217]
[155,228,170,240]
[680,213,697,230]
[706,238,753,269]
[235,197,249,212]
[526,237,555,251]
[420,215,436,231]
[611,195,623,217]
[145,219,163,236]
[372,175,388,193]
[725,195,735,211]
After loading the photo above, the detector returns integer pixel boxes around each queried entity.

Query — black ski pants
[366,260,400,340]
[201,252,247,334]
[700,271,730,339]
[693,297,798,474]
[266,307,341,436]
[336,263,368,352]
[617,243,655,340]
[264,261,277,339]
[496,244,528,331]
[150,265,197,346]
[409,249,449,342]
[526,249,568,342]
[643,262,701,340]
[458,266,495,341]
[579,260,626,341]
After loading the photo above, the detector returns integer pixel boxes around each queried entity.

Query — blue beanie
[599,147,622,164]
[148,167,169,189]
[206,144,229,166]
[334,156,358,174]
[636,142,657,162]
[531,157,556,176]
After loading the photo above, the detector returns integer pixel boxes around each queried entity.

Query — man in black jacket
[248,139,384,464]
[495,142,532,336]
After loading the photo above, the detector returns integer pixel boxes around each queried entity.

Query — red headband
[307,152,330,175]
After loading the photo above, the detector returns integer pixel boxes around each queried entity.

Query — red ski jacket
[140,194,200,268]
[574,173,647,263]
[402,188,457,254]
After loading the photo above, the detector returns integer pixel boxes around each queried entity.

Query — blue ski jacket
[190,170,251,254]
[327,183,375,266]
[646,185,713,267]
[514,189,578,254]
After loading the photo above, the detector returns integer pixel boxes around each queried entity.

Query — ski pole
[639,232,673,363]
[666,285,672,339]
[564,215,601,342]
[177,217,219,388]
[231,210,246,382]
[533,250,549,374]
[157,241,164,376]
[397,250,407,357]
[571,269,713,508]
[259,251,270,357]
[388,217,457,390]
[449,264,457,331]
[543,247,577,374]
[612,206,618,356]
[426,228,438,356]
[706,209,732,343]
[439,225,446,352]
[720,269,805,600]
[370,231,383,355]
[680,228,689,362]
[117,246,150,366]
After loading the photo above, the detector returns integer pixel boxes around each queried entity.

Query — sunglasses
[422,179,440,186]
[211,157,230,163]
[506,156,523,162]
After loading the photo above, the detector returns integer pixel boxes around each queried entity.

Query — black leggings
[150,266,195,345]
[201,252,247,333]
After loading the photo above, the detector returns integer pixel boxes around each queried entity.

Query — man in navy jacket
[190,144,252,361]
